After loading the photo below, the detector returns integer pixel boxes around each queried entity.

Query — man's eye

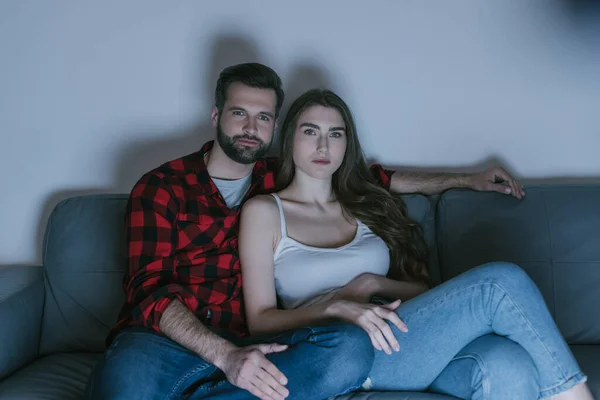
[233,111,244,116]
[259,115,270,121]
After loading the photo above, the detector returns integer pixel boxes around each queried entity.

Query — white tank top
[270,193,390,309]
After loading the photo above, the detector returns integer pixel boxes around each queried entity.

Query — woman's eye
[330,132,342,138]
[303,129,315,135]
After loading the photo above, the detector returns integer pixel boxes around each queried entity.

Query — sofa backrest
[40,195,129,355]
[436,185,600,345]
[40,184,599,354]
[38,193,438,354]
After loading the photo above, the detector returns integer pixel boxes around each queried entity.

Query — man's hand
[466,166,525,200]
[218,344,290,400]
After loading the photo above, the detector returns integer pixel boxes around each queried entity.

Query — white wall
[1,0,599,265]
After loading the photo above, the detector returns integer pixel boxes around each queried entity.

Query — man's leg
[429,334,540,399]
[84,328,221,400]
[193,323,375,399]
[86,324,374,400]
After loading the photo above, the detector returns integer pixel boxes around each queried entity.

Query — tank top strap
[270,193,288,238]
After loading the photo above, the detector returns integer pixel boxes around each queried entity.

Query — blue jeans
[85,323,373,400]
[365,262,587,399]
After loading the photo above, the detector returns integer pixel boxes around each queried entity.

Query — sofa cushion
[339,392,457,399]
[0,352,102,399]
[570,345,600,397]
[401,194,441,285]
[436,185,600,344]
[40,195,129,355]
[0,265,44,380]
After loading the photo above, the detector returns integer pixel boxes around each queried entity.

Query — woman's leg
[429,334,539,399]
[364,262,587,399]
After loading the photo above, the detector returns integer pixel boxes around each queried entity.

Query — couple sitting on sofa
[84,63,593,400]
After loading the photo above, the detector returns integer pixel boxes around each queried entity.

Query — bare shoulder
[241,194,279,222]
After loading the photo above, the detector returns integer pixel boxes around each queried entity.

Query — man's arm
[124,175,289,400]
[159,300,289,400]
[370,164,525,199]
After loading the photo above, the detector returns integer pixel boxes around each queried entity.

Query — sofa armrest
[0,265,45,380]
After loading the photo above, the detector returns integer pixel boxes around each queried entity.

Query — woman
[238,89,592,399]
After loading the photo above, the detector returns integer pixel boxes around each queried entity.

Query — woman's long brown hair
[276,89,431,286]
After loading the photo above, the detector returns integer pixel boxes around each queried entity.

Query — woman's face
[292,105,347,181]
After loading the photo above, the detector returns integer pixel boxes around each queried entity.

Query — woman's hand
[332,273,380,303]
[326,299,407,355]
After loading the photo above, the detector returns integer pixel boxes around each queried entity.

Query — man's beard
[216,122,271,165]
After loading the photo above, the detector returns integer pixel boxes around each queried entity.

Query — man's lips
[236,138,260,147]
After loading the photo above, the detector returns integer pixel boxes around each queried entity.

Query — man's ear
[211,106,219,128]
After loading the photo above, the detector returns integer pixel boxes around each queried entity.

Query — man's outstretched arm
[389,166,526,199]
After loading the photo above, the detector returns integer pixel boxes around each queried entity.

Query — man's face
[212,82,278,164]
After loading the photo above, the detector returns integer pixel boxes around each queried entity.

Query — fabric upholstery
[401,194,441,285]
[0,265,44,379]
[339,391,457,399]
[0,353,102,400]
[40,195,129,355]
[570,345,600,397]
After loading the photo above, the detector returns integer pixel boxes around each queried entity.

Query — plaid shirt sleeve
[369,163,395,189]
[123,173,199,333]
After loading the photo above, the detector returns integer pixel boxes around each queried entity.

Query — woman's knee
[462,335,540,398]
[474,262,534,287]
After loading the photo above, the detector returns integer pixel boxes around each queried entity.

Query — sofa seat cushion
[1,347,594,399]
[0,352,102,399]
[338,392,457,399]
[571,345,600,397]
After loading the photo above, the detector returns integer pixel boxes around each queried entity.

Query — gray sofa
[1,184,598,399]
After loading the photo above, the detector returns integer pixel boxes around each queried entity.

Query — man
[85,63,528,400]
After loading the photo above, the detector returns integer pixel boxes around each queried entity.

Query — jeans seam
[168,363,216,400]
[407,278,569,384]
[451,353,490,400]
[489,280,568,382]
[538,372,587,399]
[328,383,361,399]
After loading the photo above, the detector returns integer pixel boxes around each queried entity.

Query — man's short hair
[215,63,285,118]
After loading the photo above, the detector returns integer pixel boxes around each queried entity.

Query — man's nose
[244,117,257,135]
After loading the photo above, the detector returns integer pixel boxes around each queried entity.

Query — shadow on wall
[33,32,333,264]
[28,28,600,265]
[267,63,333,157]
[558,0,600,46]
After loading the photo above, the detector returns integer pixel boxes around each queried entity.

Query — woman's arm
[239,196,410,354]
[238,196,337,336]
[373,275,429,301]
[333,274,429,304]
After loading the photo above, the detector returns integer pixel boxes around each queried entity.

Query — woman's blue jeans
[365,262,587,399]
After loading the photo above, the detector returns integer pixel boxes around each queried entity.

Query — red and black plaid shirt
[109,141,394,343]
